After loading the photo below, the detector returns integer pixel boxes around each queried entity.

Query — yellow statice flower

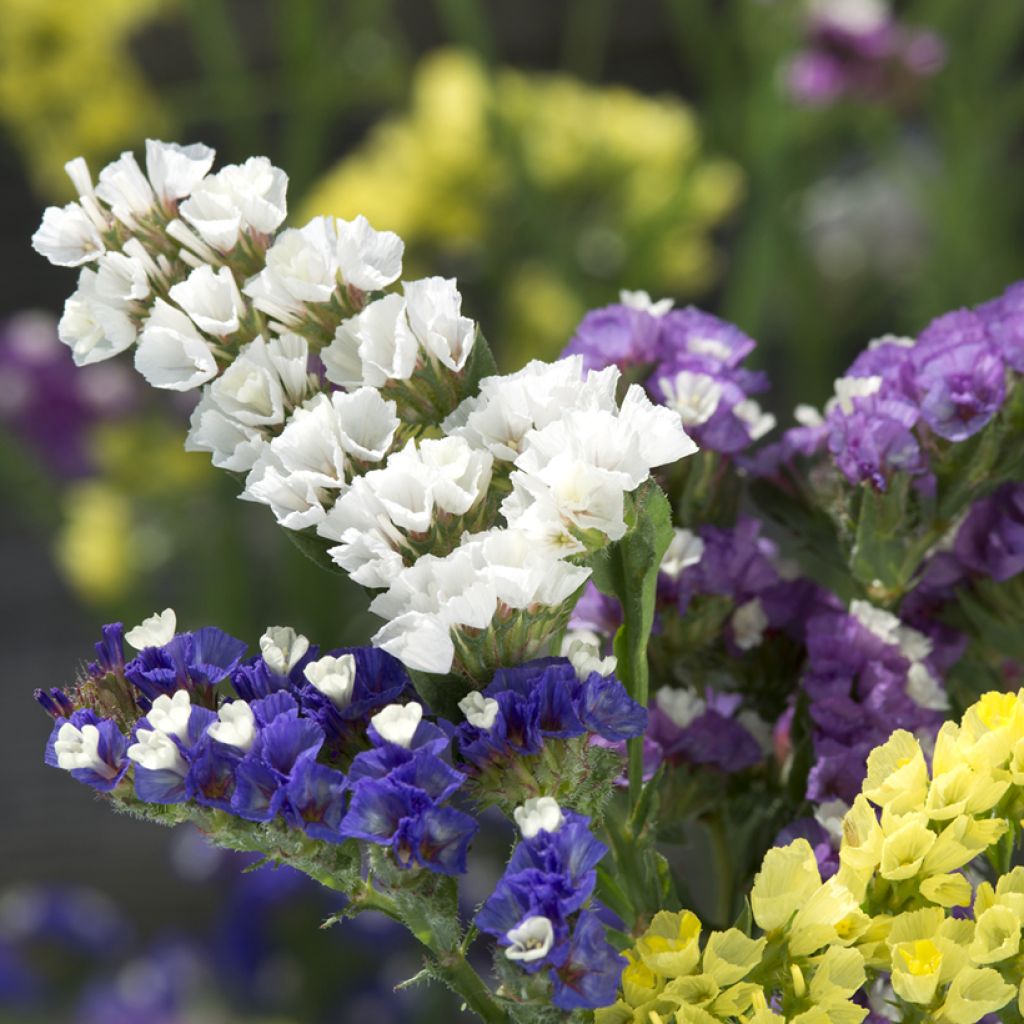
[304,48,743,363]
[0,0,171,196]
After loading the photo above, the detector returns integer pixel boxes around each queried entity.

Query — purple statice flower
[951,483,1024,583]
[802,602,947,804]
[477,806,624,1010]
[909,310,1006,442]
[124,627,247,706]
[0,312,137,479]
[454,659,646,771]
[826,392,923,489]
[786,0,945,106]
[562,301,663,373]
[978,280,1024,373]
[44,709,129,792]
[568,585,623,638]
[341,702,477,875]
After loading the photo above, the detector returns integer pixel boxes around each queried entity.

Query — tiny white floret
[505,916,555,963]
[207,701,257,752]
[660,528,704,580]
[513,796,565,840]
[127,729,187,775]
[146,691,193,742]
[125,608,176,650]
[656,686,706,729]
[303,654,357,710]
[54,723,117,778]
[564,637,617,682]
[458,691,500,731]
[371,702,423,748]
[732,598,769,651]
[260,625,310,676]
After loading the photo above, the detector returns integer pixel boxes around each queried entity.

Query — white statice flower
[323,293,417,389]
[58,267,137,366]
[656,686,706,728]
[564,637,616,681]
[185,334,312,470]
[906,663,950,712]
[32,203,105,267]
[659,371,723,427]
[335,214,404,291]
[371,702,423,748]
[501,383,695,553]
[370,528,591,674]
[127,730,187,775]
[661,528,704,580]
[849,599,933,662]
[304,654,357,710]
[811,0,888,34]
[514,797,565,839]
[95,151,155,225]
[259,625,310,675]
[54,723,118,778]
[732,598,769,650]
[619,289,674,317]
[145,691,194,742]
[207,701,257,752]
[685,335,734,362]
[443,357,619,461]
[242,388,398,529]
[733,399,776,441]
[832,375,883,416]
[144,139,215,205]
[458,691,500,730]
[244,217,338,325]
[180,156,288,250]
[399,277,476,373]
[125,608,176,650]
[505,917,555,963]
[94,251,150,306]
[169,265,246,337]
[135,299,219,391]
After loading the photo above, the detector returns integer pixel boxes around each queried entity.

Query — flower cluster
[564,295,775,455]
[478,797,626,1010]
[786,0,946,106]
[601,686,1024,1023]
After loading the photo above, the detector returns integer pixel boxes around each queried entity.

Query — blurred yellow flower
[304,49,743,363]
[0,0,171,197]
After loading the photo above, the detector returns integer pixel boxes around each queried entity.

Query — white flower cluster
[35,141,701,681]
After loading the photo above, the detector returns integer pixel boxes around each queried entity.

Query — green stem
[707,815,735,929]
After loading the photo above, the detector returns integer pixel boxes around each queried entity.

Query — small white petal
[303,654,357,710]
[125,608,176,650]
[370,702,423,748]
[505,916,555,963]
[458,691,500,730]
[513,796,565,839]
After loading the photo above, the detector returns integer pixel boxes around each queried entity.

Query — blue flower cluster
[39,620,478,876]
[476,802,625,1010]
[454,657,647,772]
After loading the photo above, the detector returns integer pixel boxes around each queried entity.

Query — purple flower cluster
[39,621,479,877]
[562,301,773,454]
[0,312,137,479]
[801,601,949,805]
[454,658,648,771]
[476,808,625,1010]
[763,283,1023,490]
[786,1,945,106]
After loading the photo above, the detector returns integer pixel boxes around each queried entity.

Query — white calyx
[304,654,357,710]
[656,686,706,729]
[660,370,722,427]
[619,289,674,317]
[505,916,555,963]
[125,608,176,650]
[660,528,704,580]
[371,702,423,748]
[513,796,565,840]
[732,598,769,651]
[207,701,257,752]
[564,637,617,682]
[146,691,194,742]
[54,723,117,779]
[259,625,310,676]
[127,730,187,775]
[733,399,776,441]
[906,663,950,712]
[833,375,883,416]
[813,799,850,846]
[458,691,500,731]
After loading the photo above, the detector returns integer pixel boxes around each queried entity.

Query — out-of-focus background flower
[2,0,1023,1020]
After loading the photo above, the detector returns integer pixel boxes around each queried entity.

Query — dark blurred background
[2,0,1023,1019]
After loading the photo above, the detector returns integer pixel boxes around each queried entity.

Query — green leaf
[850,476,912,593]
[408,668,476,720]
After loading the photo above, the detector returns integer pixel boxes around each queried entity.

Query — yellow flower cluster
[303,49,743,363]
[600,690,1024,1023]
[0,0,170,196]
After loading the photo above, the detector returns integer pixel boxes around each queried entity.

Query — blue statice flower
[44,709,129,792]
[342,702,476,875]
[454,657,646,772]
[477,798,624,1010]
[124,627,247,706]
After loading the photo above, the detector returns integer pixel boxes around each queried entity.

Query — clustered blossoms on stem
[600,687,1024,1024]
[34,142,697,685]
